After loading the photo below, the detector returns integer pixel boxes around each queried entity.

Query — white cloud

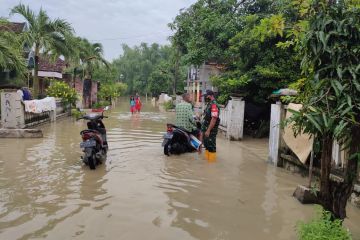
[0,0,196,60]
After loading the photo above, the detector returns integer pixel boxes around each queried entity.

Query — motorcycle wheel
[88,154,96,170]
[164,142,170,156]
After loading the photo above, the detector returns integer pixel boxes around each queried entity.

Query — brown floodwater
[0,100,359,240]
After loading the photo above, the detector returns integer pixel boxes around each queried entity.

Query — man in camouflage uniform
[201,90,220,161]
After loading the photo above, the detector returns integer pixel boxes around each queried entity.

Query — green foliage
[46,81,77,106]
[163,100,175,111]
[92,100,110,109]
[92,64,118,84]
[71,108,84,119]
[10,4,73,96]
[169,0,243,65]
[253,14,285,41]
[287,2,360,219]
[71,38,108,80]
[148,61,173,96]
[170,0,303,103]
[297,206,352,240]
[290,3,360,145]
[216,93,230,105]
[98,82,127,101]
[113,43,185,96]
[0,19,26,75]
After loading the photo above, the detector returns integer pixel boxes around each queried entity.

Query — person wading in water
[201,90,220,162]
[135,93,142,113]
[175,93,202,151]
[130,96,136,114]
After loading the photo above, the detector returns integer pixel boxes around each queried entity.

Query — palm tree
[0,19,26,75]
[11,4,73,97]
[63,37,108,86]
[77,38,108,79]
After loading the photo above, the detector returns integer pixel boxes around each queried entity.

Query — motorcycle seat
[80,129,100,135]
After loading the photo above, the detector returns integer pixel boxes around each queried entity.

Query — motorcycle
[162,121,202,156]
[78,109,108,169]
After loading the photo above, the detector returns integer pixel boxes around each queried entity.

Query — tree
[289,1,360,219]
[213,12,301,103]
[169,0,303,104]
[169,0,243,65]
[76,38,108,80]
[148,61,173,96]
[113,43,185,96]
[11,4,73,97]
[0,19,26,75]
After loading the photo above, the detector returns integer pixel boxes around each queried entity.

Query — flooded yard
[0,100,359,240]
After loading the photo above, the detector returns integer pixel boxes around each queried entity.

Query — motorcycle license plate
[80,140,96,148]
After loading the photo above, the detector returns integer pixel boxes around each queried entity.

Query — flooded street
[0,100,359,240]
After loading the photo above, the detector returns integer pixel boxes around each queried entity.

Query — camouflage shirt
[201,100,220,132]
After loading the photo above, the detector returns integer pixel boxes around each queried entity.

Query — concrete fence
[1,91,68,129]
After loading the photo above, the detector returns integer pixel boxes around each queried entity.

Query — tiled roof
[38,56,67,73]
[0,22,26,33]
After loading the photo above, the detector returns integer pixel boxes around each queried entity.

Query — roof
[205,62,226,70]
[38,56,67,73]
[0,22,26,33]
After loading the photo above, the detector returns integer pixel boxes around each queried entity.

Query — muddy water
[0,100,359,240]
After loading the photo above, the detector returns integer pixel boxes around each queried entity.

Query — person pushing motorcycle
[175,93,201,140]
[201,90,220,162]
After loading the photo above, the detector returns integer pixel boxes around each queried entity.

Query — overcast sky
[0,0,196,60]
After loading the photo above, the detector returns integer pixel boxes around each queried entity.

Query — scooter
[78,109,108,169]
[162,121,202,156]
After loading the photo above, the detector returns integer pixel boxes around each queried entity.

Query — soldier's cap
[201,90,215,97]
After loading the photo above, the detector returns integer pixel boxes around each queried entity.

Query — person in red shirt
[135,93,142,113]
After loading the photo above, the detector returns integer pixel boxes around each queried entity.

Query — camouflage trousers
[202,129,218,153]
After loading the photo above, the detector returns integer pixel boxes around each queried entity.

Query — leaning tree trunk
[173,53,179,96]
[319,135,333,213]
[33,62,39,98]
[33,45,40,98]
[330,117,360,219]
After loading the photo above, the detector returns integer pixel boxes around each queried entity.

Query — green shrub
[297,206,352,240]
[98,82,127,101]
[92,100,110,109]
[163,100,175,111]
[71,108,84,119]
[47,81,77,106]
[217,93,230,105]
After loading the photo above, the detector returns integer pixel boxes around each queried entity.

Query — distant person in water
[130,96,136,114]
[135,93,142,113]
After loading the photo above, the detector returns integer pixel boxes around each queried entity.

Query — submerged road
[0,100,359,240]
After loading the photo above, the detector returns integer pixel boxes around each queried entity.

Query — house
[35,56,68,94]
[185,62,222,104]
